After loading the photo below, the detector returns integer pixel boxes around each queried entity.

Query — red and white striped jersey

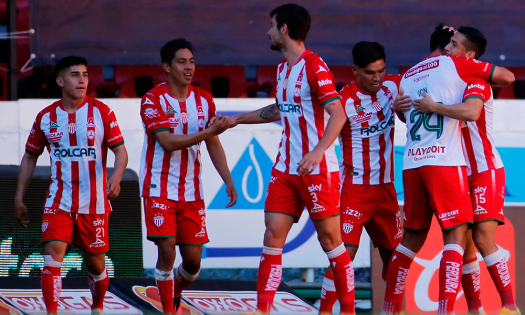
[25,96,124,214]
[461,79,503,176]
[400,55,495,170]
[274,49,340,175]
[338,75,401,185]
[139,83,216,201]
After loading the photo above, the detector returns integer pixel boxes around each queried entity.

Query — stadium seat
[194,65,247,98]
[330,66,356,92]
[117,77,164,98]
[114,65,166,87]
[256,65,277,98]
[497,67,525,99]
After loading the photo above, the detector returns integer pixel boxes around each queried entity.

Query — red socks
[257,247,283,314]
[174,264,199,297]
[383,244,415,314]
[484,249,516,310]
[461,257,483,314]
[326,244,355,314]
[88,269,109,310]
[41,255,62,315]
[319,269,338,313]
[155,268,175,314]
[438,244,464,315]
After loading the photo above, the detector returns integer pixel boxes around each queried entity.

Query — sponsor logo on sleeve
[318,79,333,87]
[45,132,64,143]
[144,107,160,119]
[468,83,485,90]
[110,121,118,128]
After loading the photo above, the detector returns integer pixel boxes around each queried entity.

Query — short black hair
[54,56,87,78]
[270,4,311,42]
[457,26,487,59]
[352,41,386,68]
[161,38,194,64]
[430,23,454,53]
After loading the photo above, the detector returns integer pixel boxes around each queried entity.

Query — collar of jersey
[350,80,378,98]
[58,95,89,113]
[161,82,193,102]
[288,49,312,67]
[423,54,445,61]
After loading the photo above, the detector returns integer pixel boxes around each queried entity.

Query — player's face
[166,48,195,86]
[353,59,386,95]
[56,65,88,100]
[268,15,285,51]
[445,32,472,58]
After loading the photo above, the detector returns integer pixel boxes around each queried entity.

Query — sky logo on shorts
[209,138,273,210]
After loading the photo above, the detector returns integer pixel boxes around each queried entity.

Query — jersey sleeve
[140,93,170,137]
[306,58,339,106]
[338,85,353,116]
[463,79,491,103]
[25,112,47,156]
[104,109,125,150]
[451,56,495,82]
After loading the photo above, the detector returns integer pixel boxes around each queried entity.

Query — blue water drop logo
[208,138,274,209]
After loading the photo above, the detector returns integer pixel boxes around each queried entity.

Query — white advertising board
[2,98,525,269]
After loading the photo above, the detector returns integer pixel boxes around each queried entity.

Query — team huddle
[12,3,519,315]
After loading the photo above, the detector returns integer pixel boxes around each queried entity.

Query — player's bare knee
[443,225,468,248]
[182,259,201,275]
[263,228,286,248]
[346,246,358,260]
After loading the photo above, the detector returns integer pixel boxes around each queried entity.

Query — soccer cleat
[91,308,104,315]
[499,307,521,315]
[174,295,181,312]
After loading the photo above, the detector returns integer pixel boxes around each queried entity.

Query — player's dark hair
[430,23,454,53]
[457,26,487,59]
[270,4,311,42]
[161,38,194,64]
[352,41,386,68]
[54,56,88,77]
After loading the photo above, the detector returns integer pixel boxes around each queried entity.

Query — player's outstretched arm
[205,136,237,208]
[297,99,346,176]
[490,66,515,88]
[226,103,281,128]
[154,115,229,152]
[14,152,39,228]
[107,144,128,199]
[413,92,483,121]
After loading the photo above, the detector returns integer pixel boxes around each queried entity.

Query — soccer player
[139,38,237,315]
[319,41,402,314]
[222,4,354,314]
[411,26,519,315]
[14,56,128,315]
[382,25,514,315]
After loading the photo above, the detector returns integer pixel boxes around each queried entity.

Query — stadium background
[0,0,523,313]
